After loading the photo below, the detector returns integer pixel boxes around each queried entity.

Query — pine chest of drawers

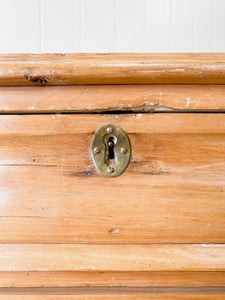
[0,53,224,299]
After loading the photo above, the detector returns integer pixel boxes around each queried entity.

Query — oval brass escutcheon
[91,124,131,177]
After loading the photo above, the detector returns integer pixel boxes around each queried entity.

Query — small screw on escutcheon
[107,167,114,173]
[93,146,100,154]
[120,147,127,154]
[106,127,113,134]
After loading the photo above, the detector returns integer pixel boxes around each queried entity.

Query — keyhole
[108,137,115,160]
[104,135,117,167]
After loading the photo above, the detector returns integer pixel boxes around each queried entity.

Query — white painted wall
[0,0,224,53]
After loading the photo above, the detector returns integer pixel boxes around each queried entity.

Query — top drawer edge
[0,53,225,86]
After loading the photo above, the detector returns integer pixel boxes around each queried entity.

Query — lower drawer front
[0,113,224,292]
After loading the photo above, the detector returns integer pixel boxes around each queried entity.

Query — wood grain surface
[0,244,224,272]
[1,85,225,113]
[0,287,225,299]
[0,54,224,294]
[0,114,224,244]
[1,53,225,85]
[1,271,224,287]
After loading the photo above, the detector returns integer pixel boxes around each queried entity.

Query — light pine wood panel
[1,53,225,85]
[0,114,224,244]
[1,85,225,113]
[0,287,225,299]
[0,113,224,134]
[0,244,224,271]
[1,271,224,288]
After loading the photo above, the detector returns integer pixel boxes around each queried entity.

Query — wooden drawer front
[0,54,224,298]
[0,113,224,290]
[0,114,224,245]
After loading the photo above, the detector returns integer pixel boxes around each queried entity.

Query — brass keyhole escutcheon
[91,124,131,177]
